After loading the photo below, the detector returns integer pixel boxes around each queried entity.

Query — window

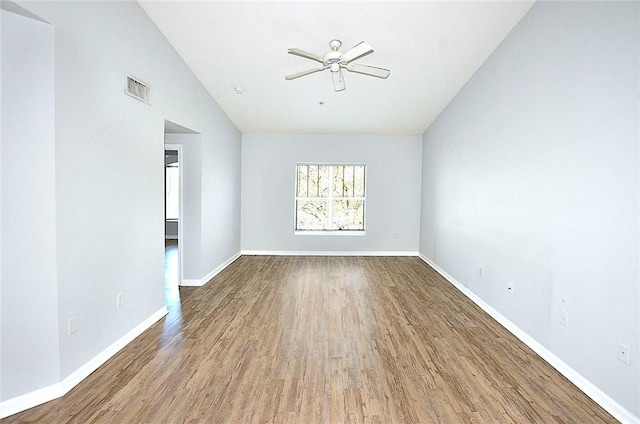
[295,164,365,232]
[165,163,179,220]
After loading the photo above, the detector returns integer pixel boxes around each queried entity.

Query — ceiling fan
[285,39,390,92]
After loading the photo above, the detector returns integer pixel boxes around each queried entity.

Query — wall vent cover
[125,75,151,104]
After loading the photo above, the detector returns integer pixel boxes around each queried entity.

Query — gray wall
[3,0,637,420]
[1,6,60,400]
[420,1,639,416]
[242,134,422,253]
[1,0,241,403]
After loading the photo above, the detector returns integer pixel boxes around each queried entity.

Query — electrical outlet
[68,317,77,335]
[479,267,483,277]
[393,232,398,239]
[116,292,123,307]
[560,310,569,326]
[507,281,514,294]
[618,343,630,364]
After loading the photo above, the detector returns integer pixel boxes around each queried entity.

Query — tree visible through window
[295,164,365,231]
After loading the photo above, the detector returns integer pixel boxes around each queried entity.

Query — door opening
[164,145,182,311]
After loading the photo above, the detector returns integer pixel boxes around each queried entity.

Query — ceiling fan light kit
[286,39,390,92]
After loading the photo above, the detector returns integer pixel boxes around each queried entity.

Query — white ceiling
[139,1,535,136]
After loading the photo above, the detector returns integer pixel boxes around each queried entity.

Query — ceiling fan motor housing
[324,50,342,67]
[285,39,390,91]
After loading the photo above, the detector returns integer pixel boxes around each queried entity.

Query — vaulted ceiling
[139,1,535,136]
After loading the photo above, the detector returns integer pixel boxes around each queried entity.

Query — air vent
[125,75,151,104]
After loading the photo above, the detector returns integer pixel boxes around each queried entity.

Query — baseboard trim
[59,307,168,394]
[241,250,419,257]
[0,383,61,421]
[180,251,242,287]
[418,253,639,424]
[0,306,168,419]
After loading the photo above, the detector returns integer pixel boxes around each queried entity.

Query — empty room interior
[1,0,639,423]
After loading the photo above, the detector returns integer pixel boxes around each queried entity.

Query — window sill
[294,230,366,236]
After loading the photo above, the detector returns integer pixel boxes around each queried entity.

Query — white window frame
[294,163,367,236]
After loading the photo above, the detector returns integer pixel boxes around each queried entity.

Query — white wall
[1,6,60,400]
[1,0,241,408]
[420,1,639,418]
[242,135,422,253]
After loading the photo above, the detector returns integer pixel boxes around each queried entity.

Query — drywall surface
[1,7,60,400]
[420,1,639,416]
[242,134,422,253]
[5,0,241,402]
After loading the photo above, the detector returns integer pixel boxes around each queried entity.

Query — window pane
[354,166,365,197]
[297,165,308,197]
[298,165,329,198]
[332,165,363,198]
[317,166,329,197]
[165,166,179,220]
[333,165,343,197]
[296,200,329,230]
[344,166,354,197]
[332,199,364,230]
[308,165,319,197]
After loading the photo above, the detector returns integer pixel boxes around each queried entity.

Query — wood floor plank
[5,256,617,423]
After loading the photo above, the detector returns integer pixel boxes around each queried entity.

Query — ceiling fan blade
[288,48,324,64]
[345,63,390,79]
[339,41,374,64]
[331,69,346,92]
[285,66,327,80]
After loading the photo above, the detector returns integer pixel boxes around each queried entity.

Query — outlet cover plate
[68,317,77,335]
[560,310,569,326]
[618,343,630,364]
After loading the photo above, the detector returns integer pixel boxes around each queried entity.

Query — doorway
[164,144,182,311]
[163,119,199,294]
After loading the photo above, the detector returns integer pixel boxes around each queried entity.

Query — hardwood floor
[6,256,616,423]
[164,239,181,314]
